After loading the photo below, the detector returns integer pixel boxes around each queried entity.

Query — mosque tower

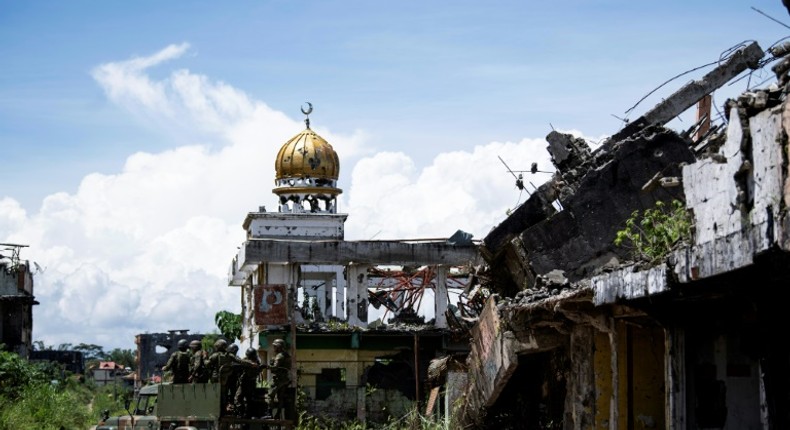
[242,103,347,241]
[236,104,348,326]
[273,103,341,214]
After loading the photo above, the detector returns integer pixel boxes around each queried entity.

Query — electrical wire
[623,41,757,118]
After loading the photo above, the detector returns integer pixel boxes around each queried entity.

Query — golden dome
[275,128,339,181]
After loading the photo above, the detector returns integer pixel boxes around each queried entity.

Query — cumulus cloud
[343,138,556,240]
[92,43,190,115]
[1,44,585,350]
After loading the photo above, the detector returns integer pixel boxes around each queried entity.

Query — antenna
[498,156,524,191]
[0,243,28,269]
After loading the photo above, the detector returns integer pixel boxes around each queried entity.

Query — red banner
[253,284,288,325]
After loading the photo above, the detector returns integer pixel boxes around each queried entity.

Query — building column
[346,264,369,328]
[334,268,344,319]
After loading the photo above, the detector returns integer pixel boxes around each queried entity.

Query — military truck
[91,383,159,430]
[91,382,293,430]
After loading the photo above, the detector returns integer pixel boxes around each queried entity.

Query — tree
[32,340,50,351]
[0,349,63,400]
[73,343,106,361]
[214,311,242,343]
[106,348,135,370]
[201,332,220,354]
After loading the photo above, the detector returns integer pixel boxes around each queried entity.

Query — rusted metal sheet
[425,386,440,415]
[254,284,288,325]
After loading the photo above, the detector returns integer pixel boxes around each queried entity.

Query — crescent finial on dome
[301,102,313,129]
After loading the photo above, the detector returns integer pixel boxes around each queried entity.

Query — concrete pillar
[335,268,344,319]
[356,386,367,424]
[346,264,369,328]
[435,266,448,328]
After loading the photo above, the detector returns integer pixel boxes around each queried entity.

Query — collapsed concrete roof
[479,40,781,303]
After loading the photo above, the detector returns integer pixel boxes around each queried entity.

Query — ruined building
[227,108,479,423]
[135,329,203,384]
[0,243,37,358]
[457,40,790,429]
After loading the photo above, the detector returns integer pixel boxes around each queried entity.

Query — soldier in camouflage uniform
[188,340,208,383]
[268,339,292,419]
[162,339,191,384]
[225,343,241,408]
[228,344,239,357]
[234,347,266,418]
[206,339,243,413]
[207,339,233,383]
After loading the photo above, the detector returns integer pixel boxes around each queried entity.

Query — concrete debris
[546,130,591,172]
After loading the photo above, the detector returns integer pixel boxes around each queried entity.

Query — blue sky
[1,1,788,350]
[4,1,788,210]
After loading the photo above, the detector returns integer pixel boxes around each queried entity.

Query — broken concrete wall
[0,261,35,357]
[674,101,787,282]
[461,297,513,425]
[135,331,203,382]
[522,128,694,282]
[481,127,695,297]
[309,387,413,424]
[460,294,573,427]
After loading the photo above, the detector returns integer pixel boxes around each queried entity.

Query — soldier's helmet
[228,344,239,355]
[214,339,228,352]
[177,339,188,351]
[245,348,257,359]
[272,339,285,348]
[189,340,201,350]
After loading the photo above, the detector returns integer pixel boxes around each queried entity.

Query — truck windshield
[135,394,157,415]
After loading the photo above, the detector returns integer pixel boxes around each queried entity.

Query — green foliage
[215,310,242,343]
[202,332,220,354]
[106,348,136,369]
[296,406,450,430]
[614,200,693,263]
[296,412,365,430]
[0,350,64,400]
[73,343,106,361]
[0,383,93,430]
[326,319,351,331]
[0,350,97,429]
[90,383,131,418]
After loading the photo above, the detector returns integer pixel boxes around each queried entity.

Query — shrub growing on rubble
[614,199,693,263]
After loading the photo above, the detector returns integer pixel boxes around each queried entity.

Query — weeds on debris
[614,200,693,264]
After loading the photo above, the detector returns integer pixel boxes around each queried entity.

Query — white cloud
[0,197,27,237]
[343,138,556,241]
[92,43,190,115]
[1,43,580,350]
